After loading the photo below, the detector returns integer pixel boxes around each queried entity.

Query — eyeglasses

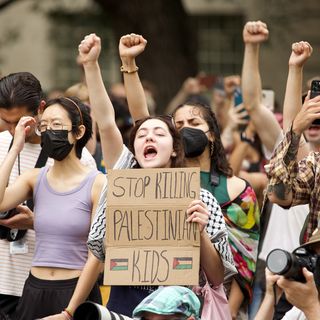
[35,121,74,136]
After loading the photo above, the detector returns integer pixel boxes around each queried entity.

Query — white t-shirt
[259,204,309,261]
[260,131,309,261]
[282,306,306,320]
[0,131,96,297]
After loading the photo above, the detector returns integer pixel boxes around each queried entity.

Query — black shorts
[12,273,101,320]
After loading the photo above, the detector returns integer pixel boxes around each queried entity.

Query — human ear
[75,124,86,140]
[38,100,46,114]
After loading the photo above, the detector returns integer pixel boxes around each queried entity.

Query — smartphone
[310,80,320,99]
[262,89,275,112]
[234,87,243,106]
[234,87,249,131]
[311,80,320,125]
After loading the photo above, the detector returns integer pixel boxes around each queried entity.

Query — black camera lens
[267,249,292,275]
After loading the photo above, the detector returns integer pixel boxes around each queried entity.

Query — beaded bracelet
[120,65,139,73]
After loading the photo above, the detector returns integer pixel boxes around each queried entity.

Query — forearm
[83,62,116,131]
[66,253,102,315]
[0,147,19,207]
[83,61,123,168]
[242,44,281,152]
[166,89,188,115]
[121,57,149,121]
[200,231,224,286]
[228,142,250,175]
[242,43,261,111]
[304,302,320,320]
[254,294,275,320]
[267,129,304,206]
[250,107,281,154]
[283,66,303,131]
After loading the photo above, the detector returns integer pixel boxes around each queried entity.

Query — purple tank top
[32,166,99,269]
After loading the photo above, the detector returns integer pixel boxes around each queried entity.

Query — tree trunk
[94,0,197,113]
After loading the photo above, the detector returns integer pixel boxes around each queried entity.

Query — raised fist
[78,33,101,65]
[289,41,313,67]
[119,33,147,60]
[243,21,269,44]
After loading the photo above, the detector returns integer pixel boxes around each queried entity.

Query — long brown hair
[172,102,233,177]
[129,115,185,168]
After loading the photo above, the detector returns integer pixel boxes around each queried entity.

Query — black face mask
[41,130,74,161]
[180,127,209,158]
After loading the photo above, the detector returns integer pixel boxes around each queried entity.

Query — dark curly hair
[172,101,233,177]
[42,97,92,159]
[129,115,185,168]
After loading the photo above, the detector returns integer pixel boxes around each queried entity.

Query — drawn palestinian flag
[172,257,193,270]
[110,258,128,271]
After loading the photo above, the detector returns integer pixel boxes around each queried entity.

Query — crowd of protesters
[0,19,319,320]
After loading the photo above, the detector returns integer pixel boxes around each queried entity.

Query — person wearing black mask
[180,127,210,158]
[115,34,260,320]
[0,97,105,320]
[174,102,260,319]
[0,73,97,319]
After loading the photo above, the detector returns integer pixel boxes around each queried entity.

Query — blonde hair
[65,82,89,103]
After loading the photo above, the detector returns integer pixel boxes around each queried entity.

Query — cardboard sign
[104,168,200,286]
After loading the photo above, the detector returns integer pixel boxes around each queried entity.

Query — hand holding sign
[105,167,201,286]
[186,200,209,233]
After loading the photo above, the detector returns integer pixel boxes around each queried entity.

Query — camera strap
[273,284,277,311]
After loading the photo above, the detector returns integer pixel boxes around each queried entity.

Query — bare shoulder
[226,175,246,201]
[23,168,42,188]
[92,173,106,198]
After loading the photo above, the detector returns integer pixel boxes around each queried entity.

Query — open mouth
[308,126,320,134]
[143,145,157,159]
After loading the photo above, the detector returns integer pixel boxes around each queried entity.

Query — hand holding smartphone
[311,80,320,125]
[234,87,250,131]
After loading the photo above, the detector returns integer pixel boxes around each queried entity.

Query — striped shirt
[0,130,96,297]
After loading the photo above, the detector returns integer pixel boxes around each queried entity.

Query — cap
[132,286,200,319]
[299,227,320,250]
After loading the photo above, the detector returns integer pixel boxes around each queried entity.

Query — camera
[0,208,16,220]
[0,208,18,240]
[73,301,132,320]
[266,247,320,283]
[0,208,26,241]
